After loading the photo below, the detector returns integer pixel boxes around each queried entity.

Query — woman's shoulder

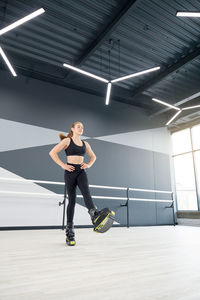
[63,137,71,143]
[62,137,71,150]
[83,140,89,146]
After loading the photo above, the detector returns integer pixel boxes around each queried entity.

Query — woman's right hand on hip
[61,164,75,171]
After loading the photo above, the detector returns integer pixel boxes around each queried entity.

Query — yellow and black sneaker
[66,235,76,246]
[65,222,76,246]
[88,207,115,233]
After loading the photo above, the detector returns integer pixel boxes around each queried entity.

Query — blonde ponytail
[59,133,68,140]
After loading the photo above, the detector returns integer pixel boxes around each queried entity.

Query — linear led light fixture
[182,104,200,110]
[152,98,180,111]
[0,8,45,76]
[105,82,112,105]
[152,97,200,125]
[166,110,182,126]
[0,8,45,36]
[106,66,160,105]
[111,66,160,83]
[176,12,200,17]
[0,46,17,76]
[63,63,160,105]
[63,63,109,83]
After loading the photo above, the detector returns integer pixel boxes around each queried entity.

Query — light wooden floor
[0,225,200,300]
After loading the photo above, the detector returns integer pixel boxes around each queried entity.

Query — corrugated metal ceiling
[0,0,200,121]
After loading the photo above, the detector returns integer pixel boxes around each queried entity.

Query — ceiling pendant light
[105,82,112,105]
[156,11,200,124]
[0,8,45,36]
[166,110,182,126]
[176,12,200,17]
[63,63,109,83]
[152,97,200,125]
[152,98,180,111]
[63,62,160,105]
[0,46,17,76]
[0,8,45,76]
[111,66,160,83]
[182,105,200,110]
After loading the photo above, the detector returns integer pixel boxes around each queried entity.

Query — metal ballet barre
[0,177,175,228]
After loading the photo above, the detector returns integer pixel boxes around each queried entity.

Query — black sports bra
[64,137,86,157]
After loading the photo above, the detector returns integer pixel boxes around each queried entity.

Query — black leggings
[64,162,96,223]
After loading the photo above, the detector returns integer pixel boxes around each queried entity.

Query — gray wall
[0,70,175,228]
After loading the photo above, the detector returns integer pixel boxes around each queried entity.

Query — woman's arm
[49,138,69,168]
[85,141,96,168]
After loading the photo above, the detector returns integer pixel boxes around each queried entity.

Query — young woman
[49,121,115,246]
[49,121,100,245]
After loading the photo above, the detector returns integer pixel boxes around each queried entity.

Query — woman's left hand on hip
[80,163,90,169]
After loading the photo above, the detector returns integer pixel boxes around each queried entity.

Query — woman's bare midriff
[66,155,84,164]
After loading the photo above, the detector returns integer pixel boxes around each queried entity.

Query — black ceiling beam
[130,44,200,98]
[64,0,140,79]
[76,0,140,66]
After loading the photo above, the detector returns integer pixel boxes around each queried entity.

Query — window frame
[171,125,200,211]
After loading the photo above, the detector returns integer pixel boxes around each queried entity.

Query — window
[173,153,197,210]
[191,124,200,150]
[194,151,200,199]
[172,125,200,211]
[172,128,191,155]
